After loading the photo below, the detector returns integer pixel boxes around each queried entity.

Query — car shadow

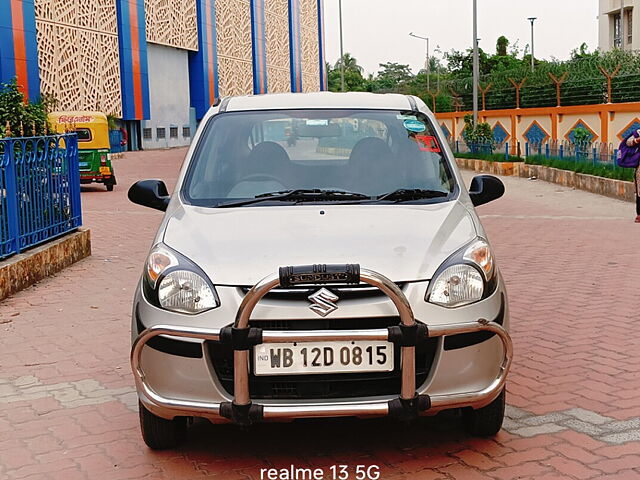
[80,185,113,193]
[183,410,468,455]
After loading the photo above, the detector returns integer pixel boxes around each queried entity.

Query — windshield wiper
[373,188,449,203]
[216,189,370,208]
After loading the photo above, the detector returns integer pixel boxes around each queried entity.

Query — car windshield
[183,109,456,207]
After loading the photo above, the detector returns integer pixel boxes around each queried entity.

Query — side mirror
[128,180,170,212]
[469,175,505,207]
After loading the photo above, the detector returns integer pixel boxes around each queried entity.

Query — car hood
[163,201,477,286]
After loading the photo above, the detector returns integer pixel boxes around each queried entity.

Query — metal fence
[452,140,515,160]
[524,140,619,166]
[0,134,82,260]
[453,139,621,166]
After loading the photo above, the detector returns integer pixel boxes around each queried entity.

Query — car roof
[223,92,417,112]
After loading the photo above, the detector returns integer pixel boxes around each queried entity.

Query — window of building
[628,9,633,44]
[157,127,166,139]
[143,128,152,140]
[614,13,622,48]
[170,126,178,138]
[182,126,191,138]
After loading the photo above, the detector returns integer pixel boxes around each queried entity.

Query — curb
[0,229,91,302]
[455,158,635,203]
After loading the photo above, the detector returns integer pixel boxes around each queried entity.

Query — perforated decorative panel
[144,0,198,51]
[299,0,319,92]
[265,0,291,93]
[35,0,122,116]
[215,0,253,96]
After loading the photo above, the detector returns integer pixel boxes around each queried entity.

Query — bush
[525,155,635,181]
[461,114,494,146]
[0,78,55,137]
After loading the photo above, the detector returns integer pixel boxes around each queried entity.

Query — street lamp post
[338,0,345,91]
[409,32,430,91]
[527,17,537,72]
[472,0,479,126]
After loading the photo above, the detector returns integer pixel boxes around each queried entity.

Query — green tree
[334,52,363,74]
[496,36,509,56]
[327,54,368,92]
[371,62,413,91]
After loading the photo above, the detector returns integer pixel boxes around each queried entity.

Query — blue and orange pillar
[115,0,151,121]
[317,0,327,91]
[250,0,268,95]
[0,0,40,100]
[288,0,302,93]
[190,0,220,119]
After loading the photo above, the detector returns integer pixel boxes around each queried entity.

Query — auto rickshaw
[48,111,117,191]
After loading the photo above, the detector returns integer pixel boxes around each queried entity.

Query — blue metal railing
[0,134,82,260]
[109,129,124,153]
[525,140,619,167]
[453,140,518,159]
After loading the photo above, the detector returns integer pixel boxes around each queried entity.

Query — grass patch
[525,155,635,182]
[455,152,524,162]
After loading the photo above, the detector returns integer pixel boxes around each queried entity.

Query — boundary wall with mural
[436,103,640,155]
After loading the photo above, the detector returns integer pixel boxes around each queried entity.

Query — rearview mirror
[469,175,505,207]
[128,179,170,212]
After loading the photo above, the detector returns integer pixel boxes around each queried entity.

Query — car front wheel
[138,401,187,449]
[462,388,506,437]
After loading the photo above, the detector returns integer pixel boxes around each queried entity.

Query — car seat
[227,141,292,197]
[348,137,402,196]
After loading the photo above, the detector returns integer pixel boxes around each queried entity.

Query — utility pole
[472,0,479,126]
[339,0,345,91]
[527,17,537,71]
[409,32,430,91]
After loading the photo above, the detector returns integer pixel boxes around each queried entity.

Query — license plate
[99,166,111,175]
[253,341,394,376]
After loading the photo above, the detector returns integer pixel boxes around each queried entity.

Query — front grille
[206,317,438,400]
[239,283,406,301]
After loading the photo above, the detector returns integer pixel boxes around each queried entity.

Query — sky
[323,1,600,76]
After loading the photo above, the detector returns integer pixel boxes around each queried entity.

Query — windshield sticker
[306,119,329,126]
[397,114,417,121]
[414,135,442,153]
[403,119,427,133]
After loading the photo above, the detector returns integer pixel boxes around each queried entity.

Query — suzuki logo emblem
[308,288,339,317]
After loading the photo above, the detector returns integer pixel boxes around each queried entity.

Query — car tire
[106,183,114,191]
[138,401,187,449]
[462,388,505,437]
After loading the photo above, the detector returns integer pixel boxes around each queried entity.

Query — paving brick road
[1,148,640,479]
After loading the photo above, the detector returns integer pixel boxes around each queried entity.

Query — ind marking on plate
[308,288,339,317]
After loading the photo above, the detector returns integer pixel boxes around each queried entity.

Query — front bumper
[132,265,512,425]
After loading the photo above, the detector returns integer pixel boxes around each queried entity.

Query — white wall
[598,0,639,51]
[142,43,195,150]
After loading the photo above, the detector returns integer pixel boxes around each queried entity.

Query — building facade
[0,0,326,150]
[598,0,638,51]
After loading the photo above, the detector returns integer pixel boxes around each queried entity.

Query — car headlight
[427,238,496,308]
[143,244,220,314]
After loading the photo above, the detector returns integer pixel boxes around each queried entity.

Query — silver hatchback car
[128,92,512,449]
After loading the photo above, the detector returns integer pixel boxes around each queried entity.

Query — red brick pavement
[1,148,639,479]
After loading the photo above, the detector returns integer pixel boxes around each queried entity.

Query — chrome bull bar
[131,264,512,424]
